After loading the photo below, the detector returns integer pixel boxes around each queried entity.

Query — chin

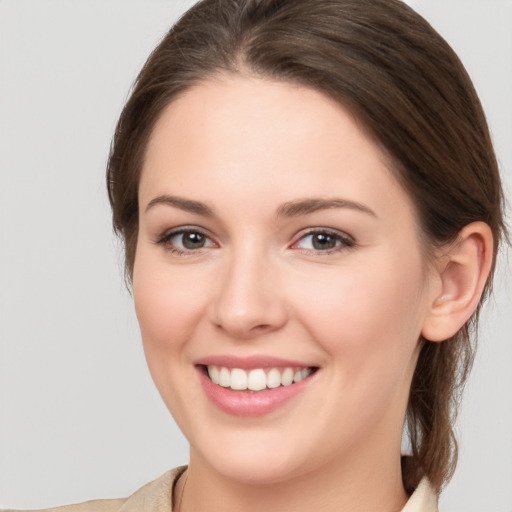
[190,427,318,485]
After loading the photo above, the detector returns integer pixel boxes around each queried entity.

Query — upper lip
[194,354,317,370]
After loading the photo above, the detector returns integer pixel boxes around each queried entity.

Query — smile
[195,357,319,416]
[206,366,314,391]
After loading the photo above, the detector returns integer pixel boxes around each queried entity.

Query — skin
[133,75,442,512]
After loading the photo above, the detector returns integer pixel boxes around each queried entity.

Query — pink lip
[195,360,317,417]
[194,354,312,370]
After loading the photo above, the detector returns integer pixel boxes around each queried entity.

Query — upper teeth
[207,366,312,391]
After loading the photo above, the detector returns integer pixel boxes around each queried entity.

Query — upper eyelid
[157,225,211,238]
[155,226,216,246]
[289,228,356,253]
[154,225,354,248]
[292,227,354,242]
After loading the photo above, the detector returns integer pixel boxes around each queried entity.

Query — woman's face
[134,76,437,484]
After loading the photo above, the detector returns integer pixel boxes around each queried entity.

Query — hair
[106,0,506,495]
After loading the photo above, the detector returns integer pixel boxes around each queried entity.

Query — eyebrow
[144,194,376,219]
[145,195,215,216]
[276,198,377,218]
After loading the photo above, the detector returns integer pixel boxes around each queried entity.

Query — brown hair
[107,0,506,494]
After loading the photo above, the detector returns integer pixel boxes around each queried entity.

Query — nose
[210,247,288,340]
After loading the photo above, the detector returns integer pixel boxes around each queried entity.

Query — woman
[1,0,507,511]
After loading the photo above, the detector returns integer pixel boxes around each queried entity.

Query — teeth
[208,365,220,385]
[230,368,247,390]
[267,368,281,389]
[281,367,294,386]
[206,366,313,391]
[247,369,266,391]
[219,367,230,387]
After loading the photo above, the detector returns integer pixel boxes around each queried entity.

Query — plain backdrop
[0,1,510,510]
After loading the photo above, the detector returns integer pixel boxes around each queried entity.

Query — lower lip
[197,367,315,417]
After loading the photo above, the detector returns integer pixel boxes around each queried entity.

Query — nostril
[213,319,281,339]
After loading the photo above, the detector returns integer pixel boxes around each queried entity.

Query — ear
[421,222,494,342]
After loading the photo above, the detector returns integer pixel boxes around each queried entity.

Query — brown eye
[293,230,354,253]
[157,228,216,254]
[311,233,337,250]
[181,231,207,249]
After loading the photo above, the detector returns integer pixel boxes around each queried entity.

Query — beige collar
[117,467,185,512]
[117,466,437,512]
[401,477,438,512]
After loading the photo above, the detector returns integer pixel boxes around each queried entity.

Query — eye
[292,229,354,253]
[156,228,216,254]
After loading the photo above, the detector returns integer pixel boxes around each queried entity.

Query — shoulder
[1,467,187,512]
[401,478,438,512]
[0,499,126,512]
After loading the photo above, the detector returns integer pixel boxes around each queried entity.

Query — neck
[179,444,408,512]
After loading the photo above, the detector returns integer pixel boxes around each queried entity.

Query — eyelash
[154,227,355,256]
[155,227,216,256]
[291,228,355,255]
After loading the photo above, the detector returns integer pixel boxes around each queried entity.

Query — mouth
[200,365,317,392]
[194,355,319,416]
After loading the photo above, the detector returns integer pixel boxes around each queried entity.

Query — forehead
[140,75,415,223]
[146,75,374,162]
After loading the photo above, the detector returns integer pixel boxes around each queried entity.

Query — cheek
[132,249,213,428]
[132,250,207,363]
[289,256,428,443]
[290,253,428,381]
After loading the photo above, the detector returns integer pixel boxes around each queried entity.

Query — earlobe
[421,222,494,342]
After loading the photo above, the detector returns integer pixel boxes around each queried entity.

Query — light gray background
[0,1,510,510]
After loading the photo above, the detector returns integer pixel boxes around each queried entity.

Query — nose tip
[213,304,283,339]
[210,258,287,339]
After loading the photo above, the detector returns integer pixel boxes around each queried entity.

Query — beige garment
[2,466,438,512]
